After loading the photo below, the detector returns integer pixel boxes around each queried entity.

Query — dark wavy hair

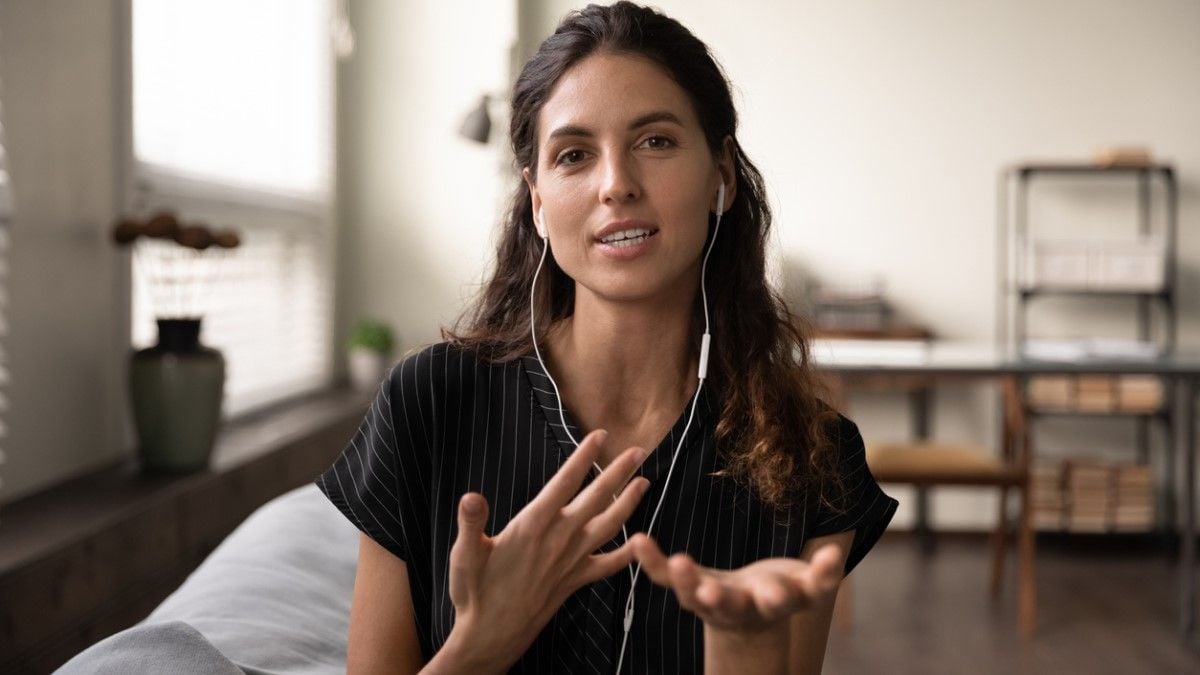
[442,1,845,512]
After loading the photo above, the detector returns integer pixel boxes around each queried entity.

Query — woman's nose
[598,151,641,204]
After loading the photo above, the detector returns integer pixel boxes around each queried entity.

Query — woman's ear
[713,135,737,214]
[522,167,546,238]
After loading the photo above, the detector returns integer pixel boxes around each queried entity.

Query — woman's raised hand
[629,533,845,635]
[430,430,650,674]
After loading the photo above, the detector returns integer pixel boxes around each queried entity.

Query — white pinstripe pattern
[314,343,899,672]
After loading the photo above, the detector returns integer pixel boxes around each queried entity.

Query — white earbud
[529,180,726,675]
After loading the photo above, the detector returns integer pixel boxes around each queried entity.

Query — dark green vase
[129,318,226,472]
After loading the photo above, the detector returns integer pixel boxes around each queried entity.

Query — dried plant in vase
[112,211,242,473]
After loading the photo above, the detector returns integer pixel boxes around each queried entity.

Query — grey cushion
[56,621,243,675]
[57,484,360,675]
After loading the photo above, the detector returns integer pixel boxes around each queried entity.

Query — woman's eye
[641,135,675,150]
[555,149,586,166]
[554,136,674,167]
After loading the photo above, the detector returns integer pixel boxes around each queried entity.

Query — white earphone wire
[530,188,725,674]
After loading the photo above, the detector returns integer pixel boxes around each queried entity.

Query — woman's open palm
[629,533,845,633]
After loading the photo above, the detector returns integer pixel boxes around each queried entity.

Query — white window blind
[130,0,336,418]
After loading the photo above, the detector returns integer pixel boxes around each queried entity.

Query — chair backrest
[1000,376,1031,473]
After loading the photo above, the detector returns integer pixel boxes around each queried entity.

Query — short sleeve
[807,414,899,577]
[314,358,431,563]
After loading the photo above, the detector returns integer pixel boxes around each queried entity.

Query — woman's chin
[576,280,690,309]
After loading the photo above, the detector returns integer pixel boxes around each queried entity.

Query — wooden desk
[813,339,1200,642]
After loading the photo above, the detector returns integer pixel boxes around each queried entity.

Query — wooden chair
[831,375,1037,637]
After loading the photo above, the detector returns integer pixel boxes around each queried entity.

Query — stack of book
[1067,460,1112,532]
[1027,376,1073,409]
[1024,374,1164,413]
[1075,376,1116,412]
[1031,459,1157,533]
[1116,375,1164,412]
[1093,146,1153,168]
[1113,464,1154,532]
[808,280,892,332]
[1031,463,1067,530]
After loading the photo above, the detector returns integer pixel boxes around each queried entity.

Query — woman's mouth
[598,227,657,248]
[595,228,659,259]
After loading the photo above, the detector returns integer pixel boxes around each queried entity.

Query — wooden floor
[825,532,1200,675]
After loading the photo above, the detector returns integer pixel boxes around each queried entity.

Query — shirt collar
[519,352,716,482]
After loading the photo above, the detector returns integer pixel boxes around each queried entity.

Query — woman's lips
[595,229,658,259]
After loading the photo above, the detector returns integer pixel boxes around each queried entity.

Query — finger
[702,579,755,628]
[667,554,706,612]
[449,492,491,599]
[577,476,651,553]
[749,572,800,620]
[564,445,648,522]
[809,544,845,594]
[577,538,637,585]
[696,577,722,607]
[533,429,608,514]
[700,576,752,620]
[794,545,844,599]
[695,577,733,625]
[629,533,673,587]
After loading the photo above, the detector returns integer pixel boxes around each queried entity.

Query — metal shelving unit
[996,162,1180,534]
[998,163,1178,355]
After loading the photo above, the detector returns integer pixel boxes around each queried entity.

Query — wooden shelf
[1026,407,1168,419]
[1018,287,1171,300]
[813,325,933,340]
[1009,162,1174,176]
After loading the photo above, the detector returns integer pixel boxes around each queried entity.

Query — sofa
[57,484,359,674]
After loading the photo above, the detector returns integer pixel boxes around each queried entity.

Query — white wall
[334,0,517,365]
[3,1,1195,522]
[339,0,1200,530]
[0,0,130,503]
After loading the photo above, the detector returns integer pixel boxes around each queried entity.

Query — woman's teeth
[609,234,650,248]
[600,228,653,246]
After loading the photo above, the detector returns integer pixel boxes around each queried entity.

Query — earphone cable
[530,198,723,674]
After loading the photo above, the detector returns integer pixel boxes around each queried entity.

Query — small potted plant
[347,318,395,391]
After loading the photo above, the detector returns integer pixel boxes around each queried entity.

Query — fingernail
[462,495,481,517]
[595,429,609,445]
[634,447,648,463]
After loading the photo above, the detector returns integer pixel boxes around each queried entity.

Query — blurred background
[0,0,1198,673]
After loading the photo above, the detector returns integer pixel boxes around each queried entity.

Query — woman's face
[524,52,734,308]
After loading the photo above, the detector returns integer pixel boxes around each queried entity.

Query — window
[129,0,336,418]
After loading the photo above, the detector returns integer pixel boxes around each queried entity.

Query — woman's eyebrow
[547,111,683,140]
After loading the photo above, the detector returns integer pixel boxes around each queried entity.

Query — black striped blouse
[315,341,898,674]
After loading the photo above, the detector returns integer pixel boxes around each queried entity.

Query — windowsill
[0,384,372,672]
[0,385,370,575]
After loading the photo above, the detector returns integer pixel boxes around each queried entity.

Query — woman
[316,3,898,673]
